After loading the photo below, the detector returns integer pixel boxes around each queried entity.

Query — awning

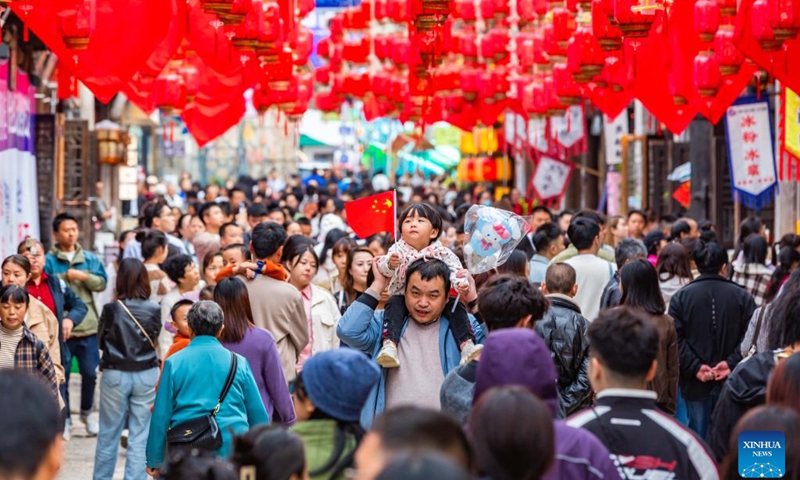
[299,134,331,148]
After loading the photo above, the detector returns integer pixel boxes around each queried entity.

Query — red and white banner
[724,97,777,209]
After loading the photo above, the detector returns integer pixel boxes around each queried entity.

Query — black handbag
[166,352,238,456]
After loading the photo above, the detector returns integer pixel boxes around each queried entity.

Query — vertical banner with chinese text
[724,97,777,209]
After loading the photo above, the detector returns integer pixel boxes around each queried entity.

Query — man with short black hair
[266,207,287,226]
[551,210,616,264]
[627,209,648,240]
[46,212,107,437]
[219,222,244,249]
[564,218,616,322]
[529,223,565,285]
[244,222,308,381]
[193,202,226,272]
[670,218,699,241]
[338,258,484,427]
[567,308,718,480]
[668,241,756,439]
[600,238,648,309]
[296,217,313,239]
[355,406,472,480]
[0,371,64,480]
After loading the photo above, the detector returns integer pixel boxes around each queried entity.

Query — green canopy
[299,134,331,148]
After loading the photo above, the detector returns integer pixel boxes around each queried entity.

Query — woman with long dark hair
[281,238,341,370]
[313,229,349,290]
[215,277,295,426]
[496,250,529,279]
[138,229,172,303]
[767,352,800,414]
[655,243,694,309]
[731,216,765,271]
[618,259,680,415]
[764,246,800,304]
[336,247,377,315]
[731,234,773,306]
[94,258,162,480]
[290,349,380,480]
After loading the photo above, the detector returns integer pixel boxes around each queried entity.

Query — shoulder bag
[118,300,156,351]
[166,352,238,456]
[745,305,768,359]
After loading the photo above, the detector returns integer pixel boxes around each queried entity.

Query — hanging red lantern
[460,68,481,101]
[592,0,623,50]
[231,0,263,52]
[179,65,200,103]
[532,28,550,65]
[454,0,476,20]
[492,0,510,19]
[155,73,186,114]
[713,25,744,75]
[58,3,91,50]
[297,0,315,17]
[568,24,606,83]
[552,6,577,50]
[264,47,295,89]
[252,83,273,113]
[256,3,284,61]
[388,0,410,22]
[517,32,536,68]
[543,22,567,57]
[292,25,314,65]
[217,0,253,25]
[694,0,720,42]
[544,73,568,115]
[613,0,660,38]
[488,27,510,62]
[553,61,582,105]
[343,35,370,64]
[717,0,736,14]
[459,31,479,63]
[492,67,509,101]
[694,50,722,97]
[751,0,784,49]
[479,71,496,104]
[519,0,536,24]
[374,0,388,19]
[766,0,800,40]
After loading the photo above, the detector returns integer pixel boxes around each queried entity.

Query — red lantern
[532,28,550,65]
[343,36,370,63]
[693,50,722,97]
[231,0,263,52]
[257,3,284,61]
[297,0,315,17]
[531,76,548,116]
[388,0,410,22]
[492,67,509,101]
[492,0,510,19]
[767,0,800,40]
[552,7,577,50]
[58,3,91,50]
[713,25,744,75]
[455,0,476,20]
[553,61,582,105]
[517,32,536,68]
[179,65,200,103]
[543,22,567,58]
[459,31,479,62]
[488,27,510,62]
[534,0,548,15]
[460,68,481,101]
[718,0,736,15]
[252,84,273,113]
[568,24,606,83]
[217,0,252,25]
[694,0,720,42]
[613,0,660,38]
[155,73,185,114]
[519,0,536,24]
[592,0,623,50]
[751,0,784,49]
[544,73,567,115]
[292,26,314,65]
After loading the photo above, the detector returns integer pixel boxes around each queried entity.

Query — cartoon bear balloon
[463,205,531,274]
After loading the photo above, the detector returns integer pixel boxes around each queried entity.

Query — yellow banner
[786,88,800,159]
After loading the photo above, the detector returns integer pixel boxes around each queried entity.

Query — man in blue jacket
[337,257,484,428]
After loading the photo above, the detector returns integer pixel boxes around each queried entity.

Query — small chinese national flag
[345,191,396,239]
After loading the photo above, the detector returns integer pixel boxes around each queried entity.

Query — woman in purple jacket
[215,277,296,426]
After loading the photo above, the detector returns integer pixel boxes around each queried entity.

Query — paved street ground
[59,375,131,480]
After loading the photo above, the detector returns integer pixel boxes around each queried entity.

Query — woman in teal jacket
[146,301,269,475]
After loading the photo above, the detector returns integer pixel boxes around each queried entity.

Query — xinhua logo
[738,431,786,478]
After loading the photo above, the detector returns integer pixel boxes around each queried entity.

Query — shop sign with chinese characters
[724,98,778,209]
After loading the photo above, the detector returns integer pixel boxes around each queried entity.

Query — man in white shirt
[564,217,616,322]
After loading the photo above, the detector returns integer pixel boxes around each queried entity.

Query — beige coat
[26,297,64,384]
[245,274,309,381]
[309,285,341,354]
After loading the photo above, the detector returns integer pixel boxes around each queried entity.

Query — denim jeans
[64,335,100,415]
[93,368,158,480]
[684,393,718,441]
[675,389,688,426]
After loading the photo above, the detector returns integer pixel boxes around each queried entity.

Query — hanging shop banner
[780,87,800,181]
[550,105,586,152]
[527,117,549,155]
[530,155,574,206]
[0,62,39,260]
[724,97,777,209]
[604,113,628,166]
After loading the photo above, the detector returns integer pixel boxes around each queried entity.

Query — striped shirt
[0,324,24,370]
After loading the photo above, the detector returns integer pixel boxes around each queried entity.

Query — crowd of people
[2,168,800,480]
